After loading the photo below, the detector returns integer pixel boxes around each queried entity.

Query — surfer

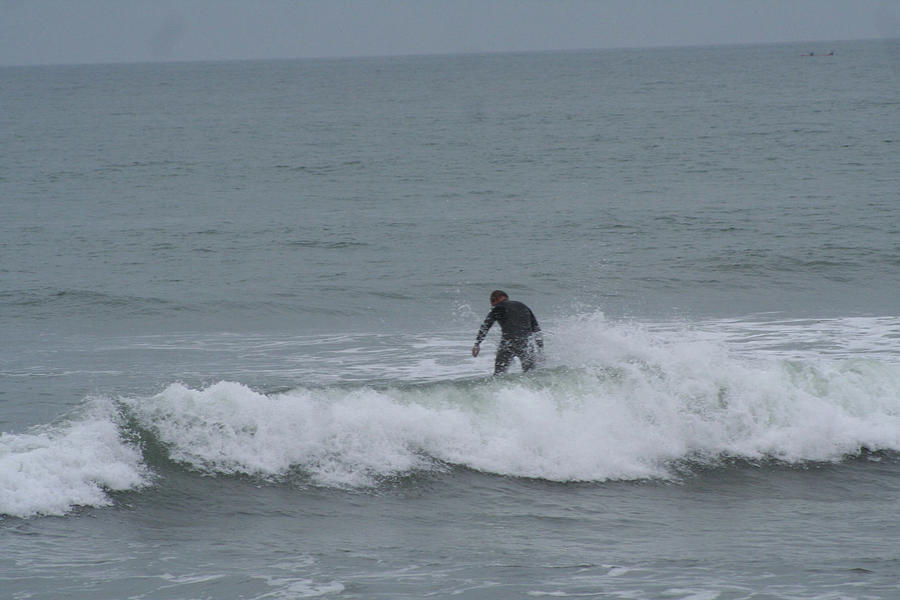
[472,290,543,374]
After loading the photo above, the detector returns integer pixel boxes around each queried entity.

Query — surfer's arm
[473,308,499,353]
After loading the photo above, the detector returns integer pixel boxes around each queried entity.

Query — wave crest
[0,397,150,518]
[5,316,898,518]
[124,347,900,487]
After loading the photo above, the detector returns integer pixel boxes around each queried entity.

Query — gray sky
[1,0,898,66]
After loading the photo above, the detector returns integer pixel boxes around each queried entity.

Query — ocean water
[1,39,899,599]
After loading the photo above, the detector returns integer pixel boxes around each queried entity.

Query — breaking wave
[3,313,898,518]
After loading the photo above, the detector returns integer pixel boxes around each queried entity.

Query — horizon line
[1,35,893,69]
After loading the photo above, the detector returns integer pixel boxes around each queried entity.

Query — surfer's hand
[472,344,480,357]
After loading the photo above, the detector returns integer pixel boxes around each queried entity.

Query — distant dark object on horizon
[804,50,835,56]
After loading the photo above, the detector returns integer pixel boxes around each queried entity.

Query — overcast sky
[1,0,898,66]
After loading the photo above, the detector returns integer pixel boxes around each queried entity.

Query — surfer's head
[490,290,509,305]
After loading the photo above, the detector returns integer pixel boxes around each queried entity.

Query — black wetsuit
[475,300,543,374]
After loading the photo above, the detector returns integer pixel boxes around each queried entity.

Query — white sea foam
[252,576,345,599]
[4,315,897,517]
[0,397,150,518]
[123,314,900,487]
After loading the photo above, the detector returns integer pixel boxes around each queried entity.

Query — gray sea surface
[2,39,899,599]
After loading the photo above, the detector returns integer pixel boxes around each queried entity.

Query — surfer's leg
[517,339,537,372]
[494,341,514,375]
[519,351,536,372]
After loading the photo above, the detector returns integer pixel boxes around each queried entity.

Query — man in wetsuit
[471,290,543,374]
